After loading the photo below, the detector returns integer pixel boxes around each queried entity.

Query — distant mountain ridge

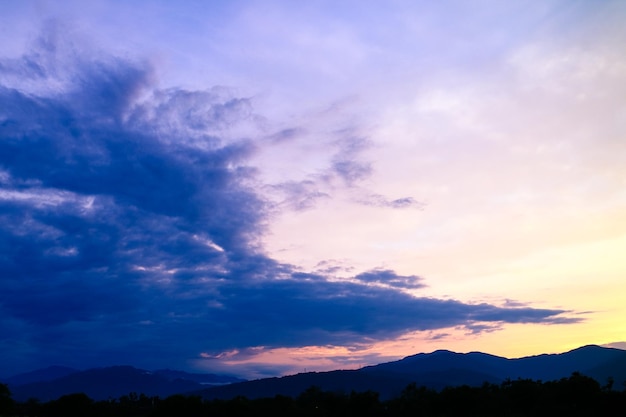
[4,366,245,402]
[365,344,626,382]
[3,366,78,387]
[3,345,625,402]
[197,345,626,400]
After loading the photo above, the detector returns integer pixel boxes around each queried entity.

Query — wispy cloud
[603,342,626,351]
[356,194,424,209]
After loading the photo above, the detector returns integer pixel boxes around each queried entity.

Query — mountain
[192,369,414,401]
[584,351,626,386]
[3,366,78,387]
[4,345,624,402]
[5,366,245,402]
[365,344,626,383]
[197,345,626,400]
[504,344,626,381]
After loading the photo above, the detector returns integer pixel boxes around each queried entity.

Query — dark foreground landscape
[2,345,626,416]
[2,373,626,417]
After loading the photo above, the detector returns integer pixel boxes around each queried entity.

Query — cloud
[353,269,426,290]
[268,180,330,211]
[0,28,580,376]
[357,194,425,209]
[602,341,626,350]
[461,323,503,335]
[427,332,451,341]
[210,275,578,348]
[502,299,529,308]
[267,127,304,143]
[197,345,398,378]
[330,135,372,185]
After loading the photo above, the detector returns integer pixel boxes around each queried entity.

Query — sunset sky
[1,0,625,379]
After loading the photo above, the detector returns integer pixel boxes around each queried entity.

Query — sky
[1,0,625,379]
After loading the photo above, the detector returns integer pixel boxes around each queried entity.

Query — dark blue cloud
[354,269,426,289]
[0,29,579,377]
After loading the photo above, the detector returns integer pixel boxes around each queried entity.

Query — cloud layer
[0,29,578,376]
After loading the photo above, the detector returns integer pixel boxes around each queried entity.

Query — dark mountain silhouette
[365,344,626,383]
[3,366,77,386]
[4,345,624,402]
[197,345,626,400]
[193,369,410,401]
[585,351,626,386]
[5,366,245,402]
[503,344,626,381]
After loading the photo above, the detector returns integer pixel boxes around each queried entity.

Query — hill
[4,345,624,402]
[198,345,626,400]
[4,366,245,402]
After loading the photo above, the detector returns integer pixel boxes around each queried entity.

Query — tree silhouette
[7,371,626,417]
[45,392,95,417]
[152,394,204,417]
[0,383,15,416]
[348,390,381,416]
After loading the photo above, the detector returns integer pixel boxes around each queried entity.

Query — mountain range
[3,366,245,402]
[3,345,625,402]
[196,345,626,400]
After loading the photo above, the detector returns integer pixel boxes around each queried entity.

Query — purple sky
[1,0,625,379]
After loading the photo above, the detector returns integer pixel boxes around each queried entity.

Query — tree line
[1,372,625,417]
